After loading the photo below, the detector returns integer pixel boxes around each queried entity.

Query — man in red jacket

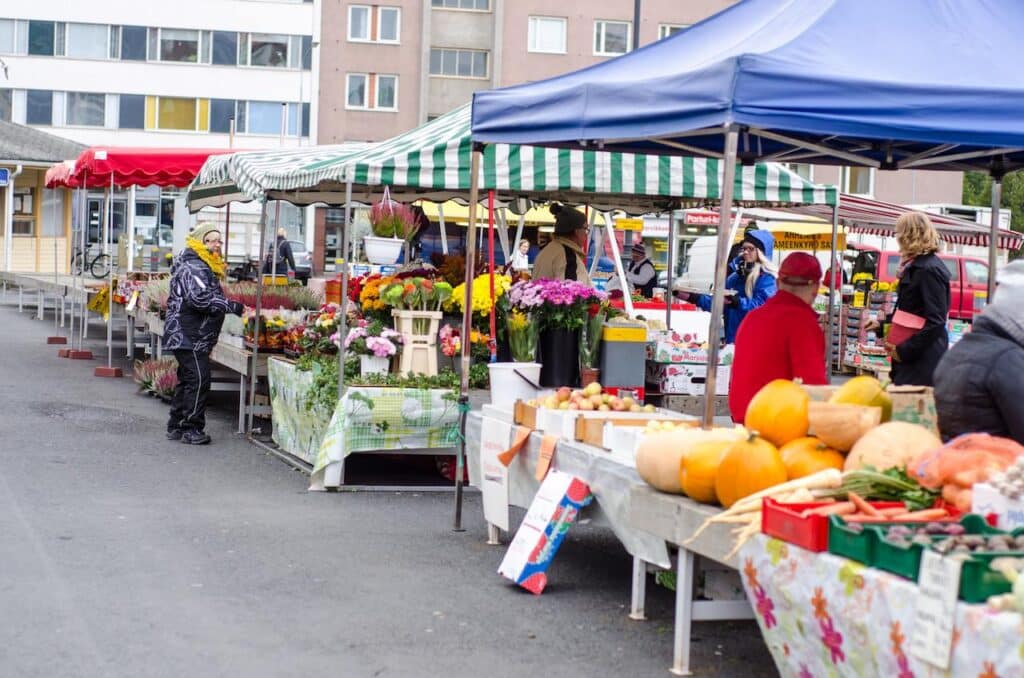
[729,252,828,423]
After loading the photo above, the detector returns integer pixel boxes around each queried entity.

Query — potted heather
[344,319,404,377]
[364,196,416,265]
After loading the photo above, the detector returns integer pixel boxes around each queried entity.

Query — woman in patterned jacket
[164,223,244,445]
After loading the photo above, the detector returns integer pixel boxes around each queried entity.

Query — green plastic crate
[827,515,875,564]
[871,515,1008,581]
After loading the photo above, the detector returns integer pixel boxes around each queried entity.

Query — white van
[668,236,720,292]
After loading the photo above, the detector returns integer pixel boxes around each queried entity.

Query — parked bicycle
[71,245,113,279]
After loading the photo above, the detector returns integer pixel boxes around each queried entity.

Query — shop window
[212,31,237,65]
[658,24,687,40]
[66,92,105,126]
[594,20,630,56]
[250,33,288,67]
[0,88,10,121]
[528,16,566,54]
[430,48,488,78]
[26,89,53,125]
[120,25,147,60]
[65,23,108,59]
[119,94,145,129]
[157,96,197,130]
[160,28,199,63]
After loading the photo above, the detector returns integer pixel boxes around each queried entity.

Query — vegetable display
[743,379,809,447]
[844,421,941,472]
[909,433,1024,511]
[715,433,787,509]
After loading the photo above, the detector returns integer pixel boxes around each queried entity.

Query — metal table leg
[671,548,696,676]
[238,373,247,434]
[37,290,44,320]
[486,524,501,545]
[127,318,134,360]
[630,556,647,620]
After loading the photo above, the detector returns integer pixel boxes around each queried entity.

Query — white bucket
[487,362,541,409]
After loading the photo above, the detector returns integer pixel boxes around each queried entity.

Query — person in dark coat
[165,223,245,445]
[933,260,1024,444]
[867,212,951,386]
[727,222,760,278]
[263,228,296,275]
[625,241,658,298]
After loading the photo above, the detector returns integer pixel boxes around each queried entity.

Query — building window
[785,163,814,181]
[376,74,397,109]
[0,19,16,53]
[432,0,489,9]
[28,20,56,56]
[209,98,236,133]
[160,28,199,63]
[528,16,566,54]
[349,6,400,43]
[346,73,368,108]
[119,94,145,128]
[247,101,286,134]
[120,25,147,60]
[13,187,35,236]
[212,31,237,65]
[26,89,53,125]
[250,33,288,67]
[65,23,108,59]
[0,89,10,121]
[346,73,398,111]
[594,20,630,56]
[842,166,874,196]
[349,6,371,41]
[378,7,400,42]
[157,96,197,130]
[658,24,688,39]
[66,92,105,126]
[430,48,488,78]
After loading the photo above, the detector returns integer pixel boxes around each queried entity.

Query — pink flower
[753,586,777,629]
[820,617,845,665]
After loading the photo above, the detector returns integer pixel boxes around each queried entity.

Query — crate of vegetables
[871,519,979,580]
[826,493,959,565]
[762,497,902,553]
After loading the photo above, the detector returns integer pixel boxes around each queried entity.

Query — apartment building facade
[318,0,963,207]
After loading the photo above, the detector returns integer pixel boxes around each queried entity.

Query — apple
[643,404,657,413]
[630,405,643,412]
[571,389,584,400]
[589,394,604,407]
[556,387,572,402]
[601,393,612,404]
[578,399,595,411]
[610,398,625,412]
[622,397,636,409]
[583,382,602,397]
[559,402,570,410]
[568,402,580,410]
[543,396,559,409]
[598,404,611,411]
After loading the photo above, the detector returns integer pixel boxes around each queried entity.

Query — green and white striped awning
[188,105,836,212]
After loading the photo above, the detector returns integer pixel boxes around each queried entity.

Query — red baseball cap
[778,252,823,284]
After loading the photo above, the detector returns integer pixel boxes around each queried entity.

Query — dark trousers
[168,349,212,433]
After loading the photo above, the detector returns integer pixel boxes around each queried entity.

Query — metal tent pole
[337,180,353,399]
[454,148,482,531]
[105,180,114,369]
[988,177,1003,300]
[665,211,675,329]
[247,199,269,434]
[52,185,60,333]
[487,189,496,362]
[702,126,740,428]
[826,200,840,375]
[127,186,136,272]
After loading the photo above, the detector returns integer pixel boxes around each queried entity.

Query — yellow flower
[508,310,529,332]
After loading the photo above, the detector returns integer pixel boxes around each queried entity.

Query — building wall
[0,166,73,273]
[0,0,318,149]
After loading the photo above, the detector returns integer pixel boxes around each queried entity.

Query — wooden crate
[573,415,699,449]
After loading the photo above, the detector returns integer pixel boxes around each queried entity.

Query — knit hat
[632,242,646,257]
[993,260,1024,308]
[778,252,823,284]
[190,222,221,243]
[550,203,587,235]
[743,230,768,254]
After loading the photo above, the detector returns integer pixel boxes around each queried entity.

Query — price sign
[479,417,512,531]
[910,550,963,670]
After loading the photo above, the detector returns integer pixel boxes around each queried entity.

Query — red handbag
[887,309,926,346]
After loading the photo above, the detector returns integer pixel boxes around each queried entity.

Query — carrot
[843,515,892,523]
[878,507,910,517]
[887,508,949,521]
[801,502,855,517]
[847,491,882,517]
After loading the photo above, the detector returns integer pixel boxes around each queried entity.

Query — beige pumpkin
[635,426,747,493]
[807,401,883,452]
[845,421,942,472]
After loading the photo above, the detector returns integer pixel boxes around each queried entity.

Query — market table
[627,485,755,676]
[267,356,331,467]
[312,386,463,490]
[739,533,1024,677]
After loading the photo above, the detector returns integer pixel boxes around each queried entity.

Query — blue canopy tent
[472,0,1024,426]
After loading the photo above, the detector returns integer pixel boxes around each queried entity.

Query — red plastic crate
[761,498,903,552]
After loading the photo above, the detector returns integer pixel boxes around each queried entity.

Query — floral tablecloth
[312,386,460,489]
[267,357,331,465]
[740,534,1024,678]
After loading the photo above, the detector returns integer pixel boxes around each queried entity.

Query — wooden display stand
[392,309,441,376]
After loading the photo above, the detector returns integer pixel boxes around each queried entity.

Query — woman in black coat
[869,212,951,386]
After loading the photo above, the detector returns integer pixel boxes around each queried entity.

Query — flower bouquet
[296,302,342,357]
[345,319,404,376]
[506,309,537,362]
[242,309,307,351]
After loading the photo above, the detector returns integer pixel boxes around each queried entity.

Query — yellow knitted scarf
[185,237,227,279]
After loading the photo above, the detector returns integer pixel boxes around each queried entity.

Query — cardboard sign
[535,434,558,482]
[479,417,512,532]
[910,550,962,669]
[498,470,593,595]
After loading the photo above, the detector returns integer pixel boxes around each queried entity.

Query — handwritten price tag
[910,550,962,670]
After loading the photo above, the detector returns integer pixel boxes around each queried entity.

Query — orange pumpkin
[778,437,845,480]
[679,439,733,503]
[744,379,810,447]
[715,433,787,508]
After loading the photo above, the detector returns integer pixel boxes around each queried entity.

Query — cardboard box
[646,362,730,396]
[647,339,734,366]
[803,384,939,435]
[972,482,1024,531]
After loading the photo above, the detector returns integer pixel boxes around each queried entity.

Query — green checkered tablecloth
[267,357,332,465]
[313,386,461,487]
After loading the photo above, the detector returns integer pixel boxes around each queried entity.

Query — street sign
[0,168,9,187]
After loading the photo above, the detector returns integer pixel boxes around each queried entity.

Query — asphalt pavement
[0,294,777,678]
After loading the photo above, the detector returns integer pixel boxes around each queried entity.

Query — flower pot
[392,309,442,376]
[487,362,541,409]
[363,235,404,265]
[580,366,601,388]
[359,355,390,377]
[538,327,580,388]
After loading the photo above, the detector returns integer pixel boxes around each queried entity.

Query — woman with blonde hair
[679,230,778,343]
[869,211,950,385]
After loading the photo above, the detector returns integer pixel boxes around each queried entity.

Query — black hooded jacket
[164,248,236,353]
[889,252,950,386]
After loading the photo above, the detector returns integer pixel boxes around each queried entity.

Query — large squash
[679,439,734,503]
[845,422,942,472]
[715,433,787,508]
[779,436,845,480]
[807,401,882,452]
[636,426,747,493]
[829,376,893,422]
[744,379,809,447]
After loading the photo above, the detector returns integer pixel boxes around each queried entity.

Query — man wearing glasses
[532,203,591,285]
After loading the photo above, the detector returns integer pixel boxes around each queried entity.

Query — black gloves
[228,301,245,316]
